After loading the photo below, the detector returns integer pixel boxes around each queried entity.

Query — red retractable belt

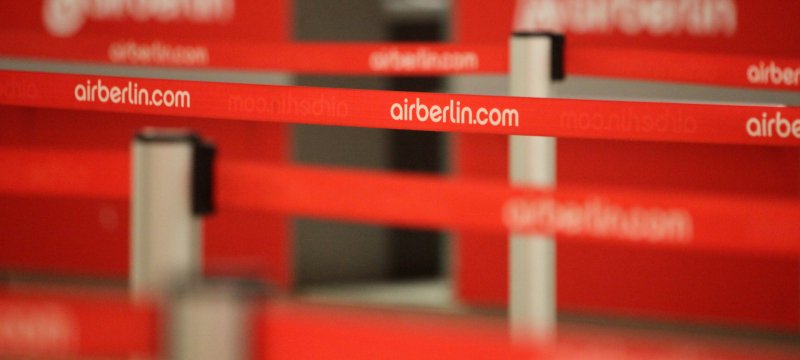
[2,290,796,360]
[2,146,799,257]
[221,161,800,257]
[1,31,799,91]
[257,302,800,360]
[0,288,158,358]
[1,70,799,146]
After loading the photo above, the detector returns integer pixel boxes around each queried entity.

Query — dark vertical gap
[387,21,445,280]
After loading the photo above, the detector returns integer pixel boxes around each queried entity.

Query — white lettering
[43,0,235,37]
[503,197,694,243]
[746,111,800,140]
[369,47,480,72]
[73,79,191,108]
[108,40,209,66]
[390,102,403,120]
[73,84,86,101]
[746,117,761,137]
[746,61,800,87]
[514,0,738,37]
[0,303,77,354]
[388,98,520,128]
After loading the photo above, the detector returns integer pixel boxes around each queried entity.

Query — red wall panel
[0,108,292,288]
[454,0,800,331]
[0,0,292,287]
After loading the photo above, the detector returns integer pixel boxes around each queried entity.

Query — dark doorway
[386,21,446,279]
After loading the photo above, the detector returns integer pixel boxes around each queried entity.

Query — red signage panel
[454,0,800,332]
[0,1,292,287]
[0,288,158,358]
[1,0,288,42]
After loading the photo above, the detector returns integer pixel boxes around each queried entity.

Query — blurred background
[1,1,800,357]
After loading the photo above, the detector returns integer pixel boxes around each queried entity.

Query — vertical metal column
[508,32,564,341]
[130,129,214,298]
[132,129,242,360]
[169,282,252,360]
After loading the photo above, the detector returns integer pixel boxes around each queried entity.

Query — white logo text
[514,0,738,37]
[43,0,235,37]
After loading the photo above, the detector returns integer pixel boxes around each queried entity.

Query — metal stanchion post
[169,281,255,360]
[508,32,564,341]
[132,129,244,360]
[130,129,215,298]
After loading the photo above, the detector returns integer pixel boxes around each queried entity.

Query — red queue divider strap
[568,46,800,92]
[256,303,533,360]
[2,146,799,257]
[1,31,799,91]
[1,288,797,360]
[0,31,504,76]
[256,302,800,360]
[0,288,159,358]
[221,161,800,257]
[0,147,128,200]
[1,70,799,146]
